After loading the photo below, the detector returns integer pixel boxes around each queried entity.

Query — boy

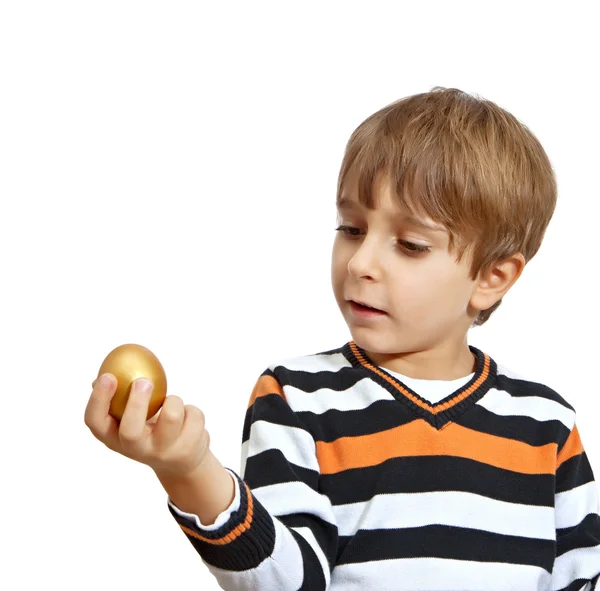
[85,86,600,590]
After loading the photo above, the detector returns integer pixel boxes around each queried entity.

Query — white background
[1,1,598,589]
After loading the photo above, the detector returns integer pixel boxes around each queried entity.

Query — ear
[469,252,526,313]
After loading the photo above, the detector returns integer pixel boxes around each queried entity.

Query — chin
[348,330,390,351]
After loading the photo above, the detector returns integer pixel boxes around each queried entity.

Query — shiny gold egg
[97,343,167,422]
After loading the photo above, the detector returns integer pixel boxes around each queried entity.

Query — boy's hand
[84,374,211,479]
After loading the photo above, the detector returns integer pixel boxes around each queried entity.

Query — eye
[398,240,430,254]
[335,225,430,255]
[335,225,360,237]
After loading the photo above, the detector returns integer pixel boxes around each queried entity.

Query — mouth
[348,300,387,315]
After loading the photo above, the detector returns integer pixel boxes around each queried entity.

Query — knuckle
[84,412,99,434]
[160,396,184,422]
[118,429,141,446]
[186,405,206,429]
[185,404,203,418]
[160,409,180,423]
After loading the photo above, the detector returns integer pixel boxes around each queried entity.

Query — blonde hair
[336,86,557,326]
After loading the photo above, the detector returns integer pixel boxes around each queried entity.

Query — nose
[346,236,384,279]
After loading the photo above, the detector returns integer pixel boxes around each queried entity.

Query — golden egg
[97,343,167,422]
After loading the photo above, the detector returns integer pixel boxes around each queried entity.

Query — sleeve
[552,417,600,591]
[168,467,241,531]
[167,369,339,590]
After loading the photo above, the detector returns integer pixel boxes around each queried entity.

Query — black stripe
[244,449,320,490]
[556,512,600,556]
[294,397,568,449]
[299,399,415,441]
[556,452,595,493]
[242,392,312,443]
[246,357,573,451]
[337,525,555,572]
[279,512,339,573]
[458,403,570,448]
[494,372,575,410]
[320,454,555,506]
[273,363,365,392]
[288,527,328,591]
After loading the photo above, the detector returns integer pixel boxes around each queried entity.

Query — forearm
[154,449,235,525]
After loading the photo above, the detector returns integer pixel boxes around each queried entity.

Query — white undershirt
[384,368,475,404]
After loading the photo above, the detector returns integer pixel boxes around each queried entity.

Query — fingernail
[136,378,153,393]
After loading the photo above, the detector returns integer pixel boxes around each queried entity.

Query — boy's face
[331,168,482,376]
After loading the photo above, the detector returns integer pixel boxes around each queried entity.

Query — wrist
[155,449,236,525]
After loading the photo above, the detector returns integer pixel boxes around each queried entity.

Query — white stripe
[269,519,310,589]
[240,438,249,477]
[331,557,551,590]
[271,355,577,428]
[269,351,352,374]
[284,377,389,414]
[253,480,337,525]
[555,481,600,529]
[551,543,600,591]
[476,386,575,429]
[246,419,319,472]
[332,490,555,539]
[495,362,534,381]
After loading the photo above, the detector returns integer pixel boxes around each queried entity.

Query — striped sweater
[167,341,600,590]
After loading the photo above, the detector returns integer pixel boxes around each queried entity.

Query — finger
[118,378,154,447]
[178,404,208,451]
[84,374,120,446]
[152,395,185,452]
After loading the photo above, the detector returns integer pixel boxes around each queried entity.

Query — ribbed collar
[341,341,498,430]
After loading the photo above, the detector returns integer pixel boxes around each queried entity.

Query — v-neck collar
[341,341,498,430]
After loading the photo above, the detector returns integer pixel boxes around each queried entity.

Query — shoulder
[252,344,355,416]
[493,358,577,432]
[264,343,352,384]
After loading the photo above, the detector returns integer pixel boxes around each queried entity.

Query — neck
[365,342,476,381]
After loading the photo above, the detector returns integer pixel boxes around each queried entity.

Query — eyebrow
[336,196,446,233]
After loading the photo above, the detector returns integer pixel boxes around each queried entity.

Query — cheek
[391,266,436,294]
[394,267,461,306]
[330,254,346,296]
[331,244,348,274]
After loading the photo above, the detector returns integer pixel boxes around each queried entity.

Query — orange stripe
[349,341,490,414]
[556,424,584,470]
[316,420,557,475]
[247,374,286,409]
[178,481,254,545]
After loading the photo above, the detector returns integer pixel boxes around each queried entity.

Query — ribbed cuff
[167,468,276,571]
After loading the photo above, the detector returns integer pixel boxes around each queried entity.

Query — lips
[350,299,385,313]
